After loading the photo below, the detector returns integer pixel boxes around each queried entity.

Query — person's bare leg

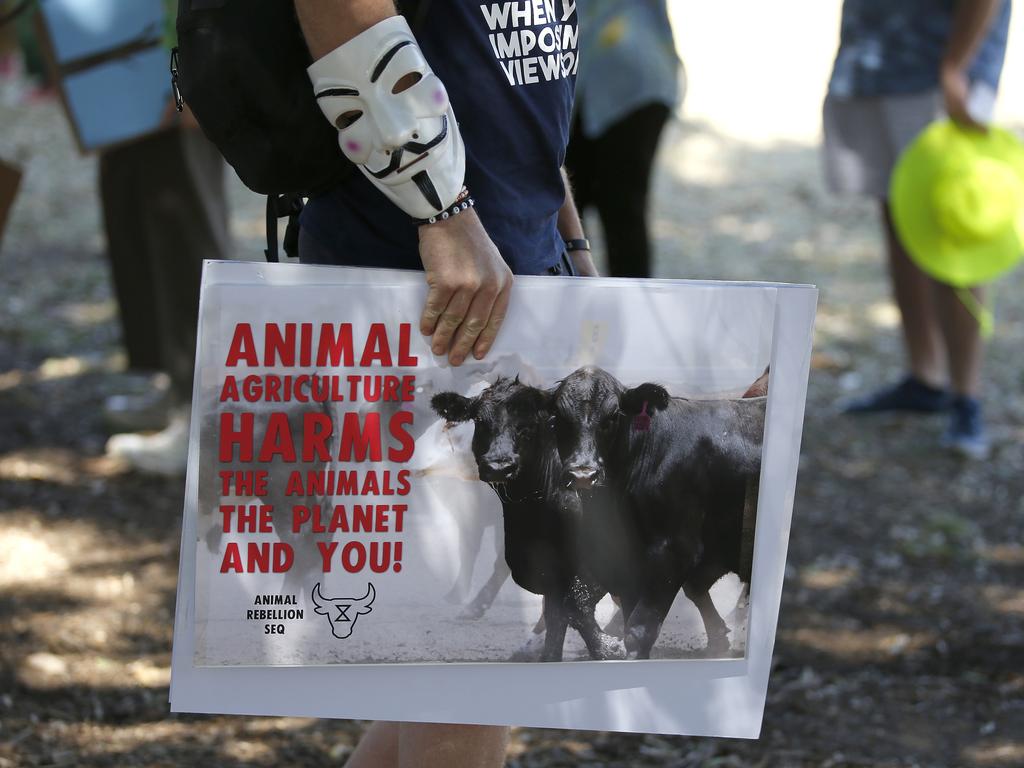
[345,721,400,767]
[932,282,988,457]
[344,721,510,768]
[881,202,946,387]
[398,723,510,768]
[933,283,985,397]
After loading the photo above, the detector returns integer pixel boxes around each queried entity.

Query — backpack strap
[264,194,304,263]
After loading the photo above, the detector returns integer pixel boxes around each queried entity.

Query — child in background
[823,0,1012,459]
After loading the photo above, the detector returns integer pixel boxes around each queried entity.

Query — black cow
[432,377,622,662]
[552,366,765,659]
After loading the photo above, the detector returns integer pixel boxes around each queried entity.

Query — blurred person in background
[99,114,229,476]
[100,0,229,475]
[565,0,681,278]
[4,0,228,475]
[823,0,1012,459]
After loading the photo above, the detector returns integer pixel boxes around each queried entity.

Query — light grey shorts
[822,85,997,199]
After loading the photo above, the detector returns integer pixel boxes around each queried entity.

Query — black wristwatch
[564,238,591,253]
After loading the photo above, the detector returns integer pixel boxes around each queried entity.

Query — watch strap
[564,238,591,253]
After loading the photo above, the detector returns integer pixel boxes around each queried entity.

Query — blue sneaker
[842,375,951,414]
[940,396,990,460]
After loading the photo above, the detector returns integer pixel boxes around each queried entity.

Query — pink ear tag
[633,400,652,432]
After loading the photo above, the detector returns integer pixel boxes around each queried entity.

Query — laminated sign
[170,261,817,737]
[36,0,172,153]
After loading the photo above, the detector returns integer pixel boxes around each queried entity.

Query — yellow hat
[890,120,1024,288]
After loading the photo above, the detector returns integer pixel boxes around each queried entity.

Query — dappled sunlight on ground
[1,2,1022,764]
[962,741,1024,766]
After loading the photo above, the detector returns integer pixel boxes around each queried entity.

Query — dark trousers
[99,128,228,401]
[565,103,670,278]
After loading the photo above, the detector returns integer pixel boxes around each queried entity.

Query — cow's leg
[682,581,730,654]
[509,602,547,662]
[567,582,625,661]
[458,551,510,620]
[618,593,638,628]
[602,597,625,639]
[531,612,546,634]
[624,584,679,660]
[444,519,486,604]
[623,533,693,659]
[540,592,570,662]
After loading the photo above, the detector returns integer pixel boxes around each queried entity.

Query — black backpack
[172,0,429,261]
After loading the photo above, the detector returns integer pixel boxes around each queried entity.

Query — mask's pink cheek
[345,141,362,154]
[433,89,446,106]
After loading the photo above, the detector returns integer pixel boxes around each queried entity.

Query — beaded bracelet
[416,188,475,226]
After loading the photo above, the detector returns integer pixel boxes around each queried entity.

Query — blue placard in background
[62,48,171,150]
[39,0,170,151]
[40,0,163,64]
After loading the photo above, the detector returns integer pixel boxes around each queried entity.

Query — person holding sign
[291,0,587,763]
[823,0,1012,458]
[296,0,595,367]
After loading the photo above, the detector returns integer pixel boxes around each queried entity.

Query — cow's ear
[621,383,671,415]
[431,392,475,422]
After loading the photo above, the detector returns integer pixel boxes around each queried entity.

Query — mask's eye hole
[336,110,363,129]
[392,72,423,94]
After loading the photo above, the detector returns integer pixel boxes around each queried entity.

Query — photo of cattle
[429,365,766,662]
[188,272,777,666]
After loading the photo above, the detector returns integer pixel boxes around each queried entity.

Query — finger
[950,110,986,133]
[420,282,455,337]
[431,289,474,358]
[448,285,499,366]
[473,281,512,361]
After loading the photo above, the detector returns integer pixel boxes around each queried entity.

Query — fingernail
[450,356,464,366]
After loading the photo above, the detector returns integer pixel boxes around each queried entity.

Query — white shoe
[106,407,191,476]
[103,373,173,432]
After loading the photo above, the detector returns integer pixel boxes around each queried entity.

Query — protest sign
[36,0,171,153]
[171,261,817,737]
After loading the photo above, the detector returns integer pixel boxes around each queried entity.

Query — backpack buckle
[170,48,184,113]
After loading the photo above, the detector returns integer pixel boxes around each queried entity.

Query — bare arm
[294,0,513,367]
[558,167,599,276]
[941,0,1001,129]
[294,0,397,58]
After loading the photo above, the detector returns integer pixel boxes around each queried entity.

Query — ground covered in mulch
[1,82,1022,767]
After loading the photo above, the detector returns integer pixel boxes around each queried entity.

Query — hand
[568,249,600,277]
[418,210,513,366]
[940,64,987,132]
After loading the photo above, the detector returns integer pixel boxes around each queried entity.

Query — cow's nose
[566,466,601,488]
[484,457,516,476]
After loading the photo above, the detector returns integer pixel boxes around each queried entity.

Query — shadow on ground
[1,101,1022,767]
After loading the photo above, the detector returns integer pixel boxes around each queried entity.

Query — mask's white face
[309,17,465,219]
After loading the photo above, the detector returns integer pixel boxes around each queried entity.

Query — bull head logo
[311,582,376,639]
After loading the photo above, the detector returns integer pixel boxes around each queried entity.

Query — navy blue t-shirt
[300,2,579,275]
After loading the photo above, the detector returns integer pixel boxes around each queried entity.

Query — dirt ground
[2,10,1024,766]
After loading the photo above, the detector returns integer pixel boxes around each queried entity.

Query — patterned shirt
[828,0,1011,98]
